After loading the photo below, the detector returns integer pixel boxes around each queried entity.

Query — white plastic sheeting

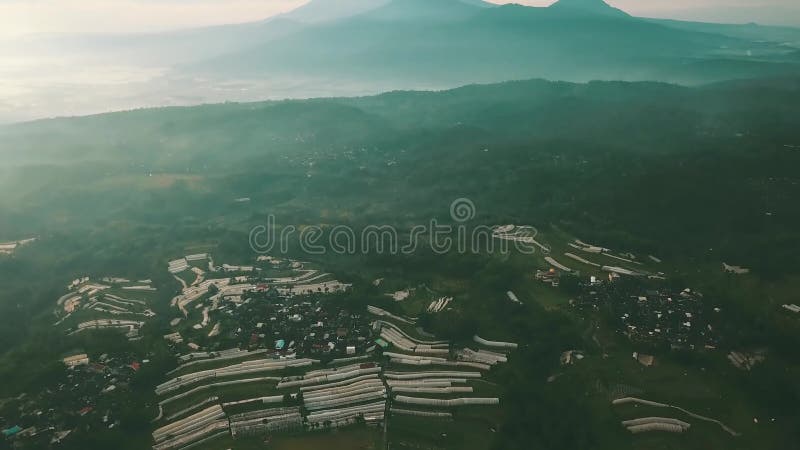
[302,378,387,411]
[612,397,740,436]
[473,335,518,349]
[159,376,281,406]
[627,423,686,434]
[545,256,573,272]
[388,357,491,371]
[156,358,314,395]
[152,419,229,450]
[303,379,385,401]
[230,407,300,422]
[222,395,283,407]
[305,389,387,411]
[391,408,453,419]
[457,348,508,366]
[377,320,449,345]
[602,265,640,276]
[304,385,385,405]
[612,397,667,408]
[277,366,381,389]
[164,397,219,422]
[380,327,450,356]
[622,417,690,428]
[383,371,481,380]
[367,305,416,324]
[564,252,601,267]
[231,411,303,437]
[386,380,463,388]
[229,408,302,437]
[383,352,447,362]
[394,396,499,407]
[300,374,381,393]
[171,349,268,374]
[306,401,387,428]
[153,405,227,443]
[392,386,473,394]
[70,319,144,335]
[303,362,373,378]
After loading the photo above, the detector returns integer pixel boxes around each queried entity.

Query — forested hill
[1,77,799,276]
[5,0,800,123]
[186,0,800,87]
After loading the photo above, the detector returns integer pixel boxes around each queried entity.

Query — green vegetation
[0,75,799,449]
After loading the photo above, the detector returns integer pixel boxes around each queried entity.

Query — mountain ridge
[189,0,793,87]
[355,0,487,21]
[280,0,495,24]
[279,0,389,23]
[3,0,800,123]
[549,0,630,18]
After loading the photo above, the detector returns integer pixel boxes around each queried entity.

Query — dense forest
[2,77,799,274]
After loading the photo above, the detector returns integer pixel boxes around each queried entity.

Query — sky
[0,0,798,37]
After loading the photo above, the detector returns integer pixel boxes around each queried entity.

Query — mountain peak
[362,0,488,21]
[282,0,390,23]
[549,0,629,18]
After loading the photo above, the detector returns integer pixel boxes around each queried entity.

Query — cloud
[0,0,308,36]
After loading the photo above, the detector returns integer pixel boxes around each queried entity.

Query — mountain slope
[356,0,486,22]
[1,77,799,278]
[648,18,800,45]
[191,2,795,87]
[548,0,629,18]
[3,0,800,122]
[279,0,494,23]
[280,0,390,23]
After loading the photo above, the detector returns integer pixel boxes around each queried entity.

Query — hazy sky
[0,0,798,37]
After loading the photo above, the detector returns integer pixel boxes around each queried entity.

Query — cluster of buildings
[572,280,722,352]
[235,296,375,360]
[1,352,148,448]
[535,269,560,287]
[164,290,375,365]
[162,254,358,362]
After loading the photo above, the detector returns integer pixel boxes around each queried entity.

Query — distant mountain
[357,0,488,22]
[2,0,799,122]
[280,0,390,23]
[548,0,629,18]
[645,18,800,44]
[279,0,493,23]
[190,1,799,87]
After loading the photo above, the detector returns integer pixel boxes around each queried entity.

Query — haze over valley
[0,2,799,450]
[2,0,800,122]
